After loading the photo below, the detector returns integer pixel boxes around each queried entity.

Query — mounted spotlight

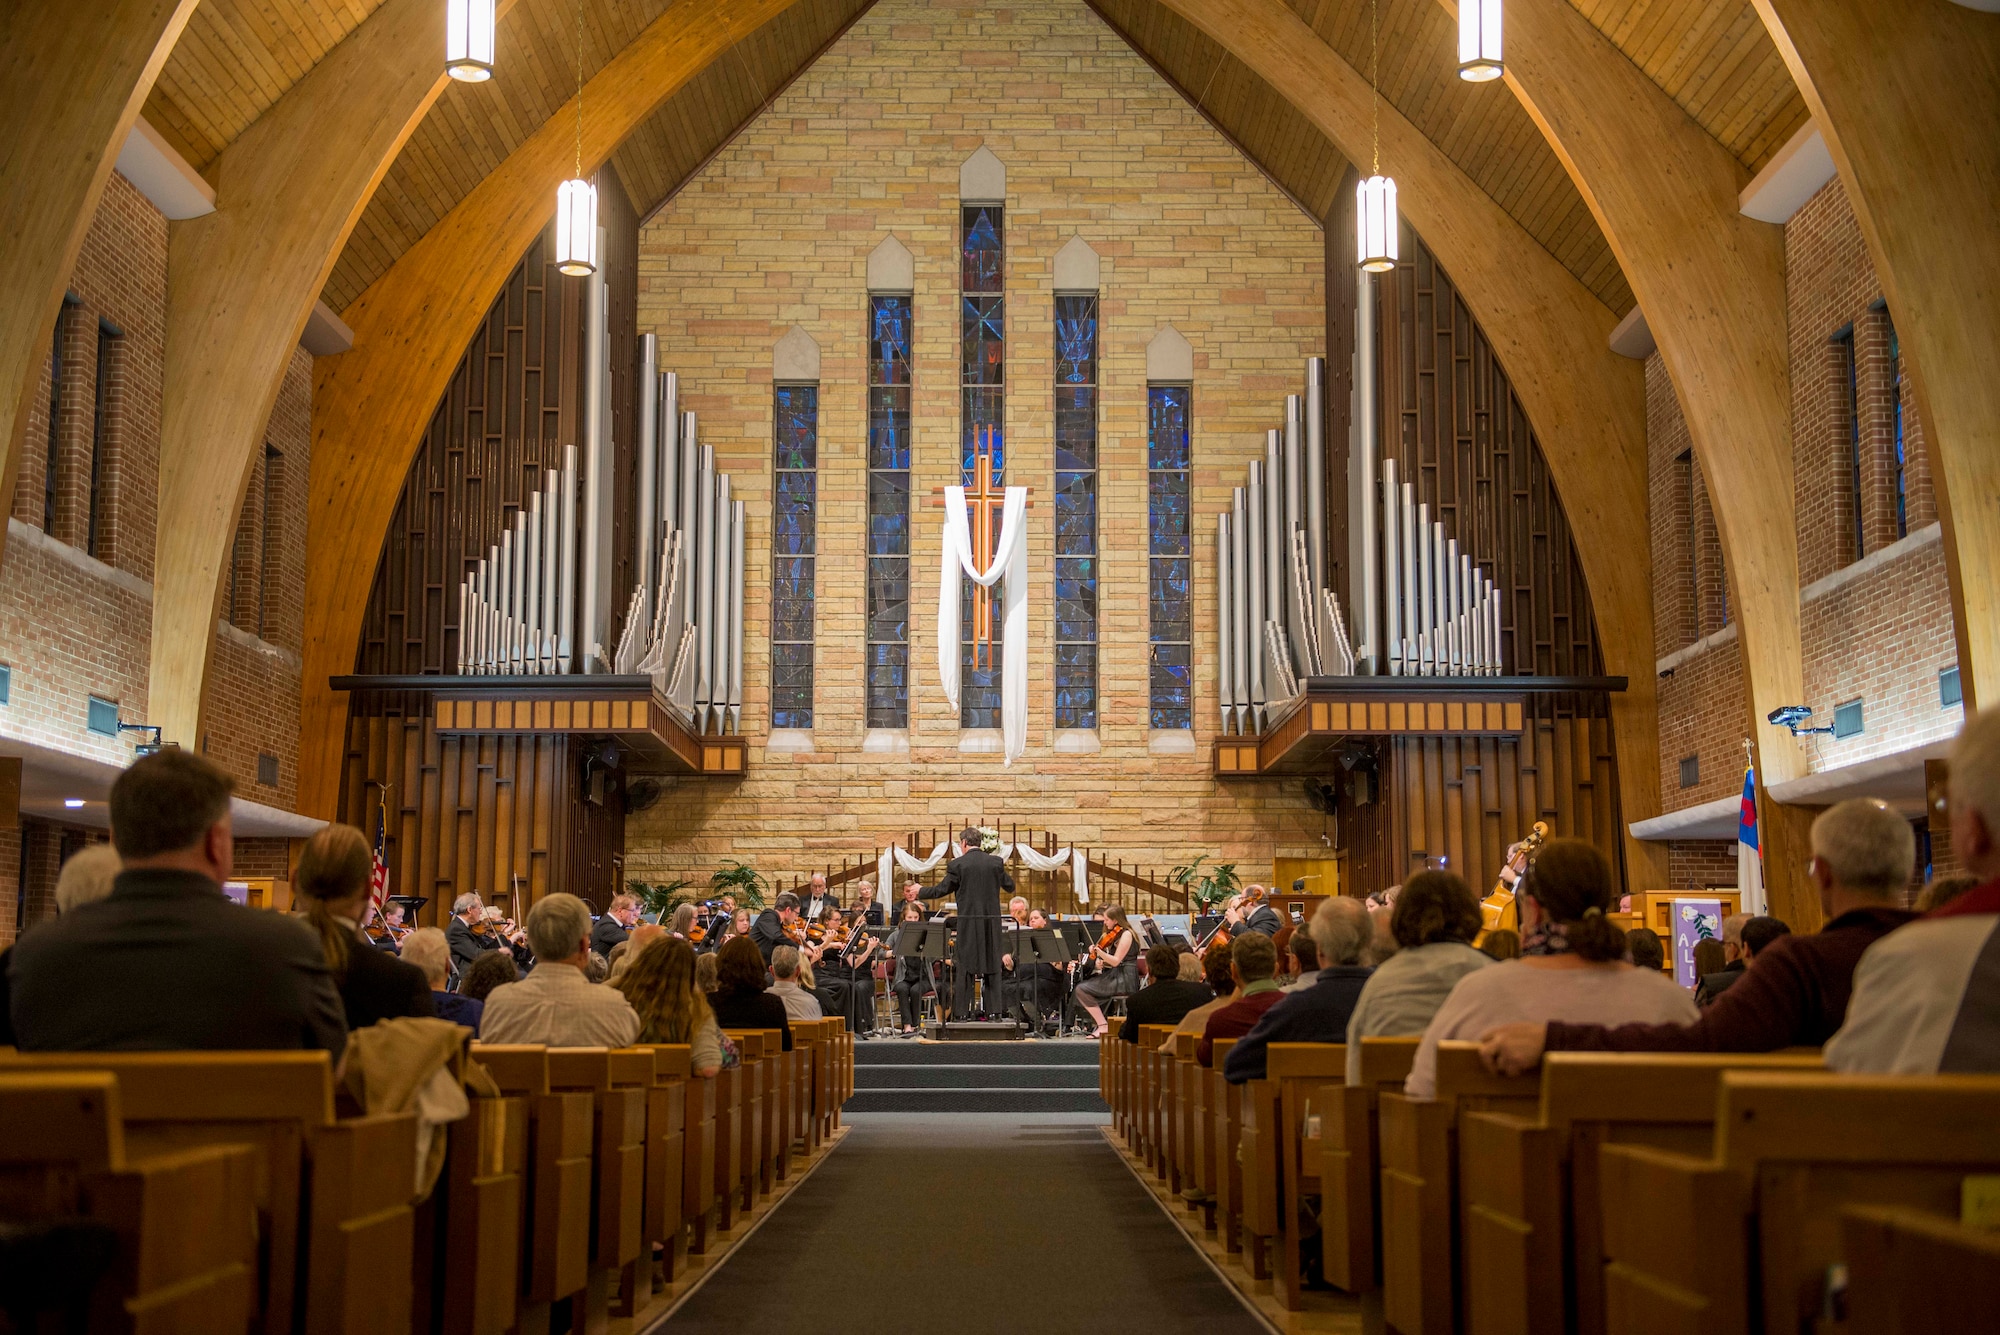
[1457,0,1504,83]
[1767,705,1835,737]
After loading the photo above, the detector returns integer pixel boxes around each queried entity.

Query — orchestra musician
[1225,888,1284,937]
[720,906,756,952]
[920,827,1013,1021]
[812,908,881,1034]
[749,894,798,962]
[1005,904,1068,1033]
[479,906,533,969]
[364,902,407,952]
[446,893,489,978]
[886,900,933,1034]
[852,879,885,926]
[801,874,833,922]
[1074,905,1141,1037]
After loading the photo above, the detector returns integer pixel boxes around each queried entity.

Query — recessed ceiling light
[64,798,85,808]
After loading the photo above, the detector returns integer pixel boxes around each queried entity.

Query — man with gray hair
[1482,797,1920,1075]
[768,945,825,1022]
[1828,707,2000,1073]
[1221,896,1376,1083]
[447,892,489,978]
[478,893,640,1047]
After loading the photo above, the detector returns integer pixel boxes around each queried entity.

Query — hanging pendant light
[1357,0,1400,273]
[553,0,596,276]
[1457,0,1504,82]
[445,0,496,82]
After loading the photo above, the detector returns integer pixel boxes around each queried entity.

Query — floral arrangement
[978,826,1001,853]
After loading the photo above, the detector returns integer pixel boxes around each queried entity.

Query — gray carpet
[653,1113,1271,1334]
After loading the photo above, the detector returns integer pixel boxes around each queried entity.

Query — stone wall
[628,0,1332,894]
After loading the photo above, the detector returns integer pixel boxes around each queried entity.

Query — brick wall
[1656,626,1747,812]
[627,0,1332,890]
[0,171,312,809]
[4,818,112,944]
[1668,839,1738,896]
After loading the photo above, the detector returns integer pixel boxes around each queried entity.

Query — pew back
[1322,1037,1418,1294]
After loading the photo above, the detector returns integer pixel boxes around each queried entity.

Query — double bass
[1479,821,1550,939]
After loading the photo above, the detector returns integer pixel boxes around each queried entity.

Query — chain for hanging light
[445,0,496,82]
[1457,0,1504,83]
[554,0,597,276]
[1357,0,1399,273]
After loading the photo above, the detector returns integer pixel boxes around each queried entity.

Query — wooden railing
[774,823,1190,914]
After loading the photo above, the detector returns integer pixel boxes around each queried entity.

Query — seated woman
[1074,905,1141,1038]
[886,901,934,1035]
[706,935,793,1051]
[1343,871,1493,1086]
[295,823,433,1031]
[459,949,517,1002]
[1163,939,1238,1047]
[615,937,724,1076]
[1404,841,1694,1097]
[399,927,483,1035]
[815,908,880,1035]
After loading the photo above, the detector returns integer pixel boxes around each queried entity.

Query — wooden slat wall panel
[1327,219,1625,899]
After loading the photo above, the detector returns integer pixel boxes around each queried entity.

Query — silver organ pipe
[634,334,659,634]
[1400,482,1417,671]
[1246,460,1267,722]
[695,442,715,723]
[1216,514,1234,730]
[579,241,609,672]
[1382,458,1401,674]
[1415,504,1432,673]
[1354,271,1379,673]
[729,497,745,734]
[1446,537,1461,673]
[558,444,578,673]
[1230,487,1250,734]
[712,473,734,734]
[1264,430,1286,675]
[1282,401,1303,637]
[1305,360,1328,614]
[524,492,543,673]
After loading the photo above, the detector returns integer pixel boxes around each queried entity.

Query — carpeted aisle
[653,1113,1270,1334]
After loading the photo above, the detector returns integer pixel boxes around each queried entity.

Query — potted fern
[1169,856,1241,913]
[708,859,770,909]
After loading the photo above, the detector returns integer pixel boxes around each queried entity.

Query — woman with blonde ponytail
[1401,839,1695,1097]
[293,824,433,1031]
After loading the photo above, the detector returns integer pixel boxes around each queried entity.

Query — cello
[1478,821,1550,939]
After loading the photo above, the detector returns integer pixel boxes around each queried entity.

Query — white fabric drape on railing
[871,840,1089,907]
[937,484,1029,765]
[999,843,1089,904]
[874,841,957,909]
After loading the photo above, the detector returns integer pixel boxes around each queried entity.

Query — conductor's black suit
[920,849,1012,1019]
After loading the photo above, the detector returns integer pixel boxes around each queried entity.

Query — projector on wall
[1766,705,1835,738]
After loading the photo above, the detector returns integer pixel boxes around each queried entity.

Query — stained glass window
[1054,292,1098,729]
[771,383,817,729]
[960,203,1004,730]
[1148,383,1192,730]
[867,295,912,728]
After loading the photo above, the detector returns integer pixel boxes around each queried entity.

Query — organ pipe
[695,442,715,720]
[1246,460,1266,717]
[1216,514,1234,730]
[729,497,745,734]
[1230,487,1250,734]
[1382,458,1401,675]
[1264,430,1286,676]
[1306,358,1328,613]
[635,334,659,634]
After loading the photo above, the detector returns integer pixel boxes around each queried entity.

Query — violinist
[365,902,405,952]
[1075,904,1141,1038]
[446,892,489,978]
[749,893,798,962]
[667,903,698,941]
[721,907,755,951]
[808,908,872,1034]
[480,906,533,969]
[1227,887,1284,938]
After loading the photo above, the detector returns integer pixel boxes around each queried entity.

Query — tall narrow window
[43,306,66,535]
[1054,292,1098,729]
[1835,326,1863,562]
[87,320,115,558]
[960,202,1005,729]
[1887,317,1907,540]
[1148,384,1193,730]
[867,296,912,729]
[258,444,282,640]
[1676,449,1696,642]
[771,384,817,728]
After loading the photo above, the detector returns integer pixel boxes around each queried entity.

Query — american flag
[367,804,390,919]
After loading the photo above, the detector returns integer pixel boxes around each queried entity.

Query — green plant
[1169,857,1241,911]
[627,877,697,919]
[709,859,769,908]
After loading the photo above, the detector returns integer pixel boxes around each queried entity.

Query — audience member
[1223,897,1374,1083]
[1362,904,1400,966]
[1627,927,1667,974]
[292,825,436,1031]
[615,938,724,1076]
[1280,930,1321,992]
[1741,915,1791,959]
[1913,873,1979,913]
[8,750,348,1056]
[446,893,489,977]
[1167,941,1238,1045]
[1415,840,1694,1096]
[1478,928,1521,962]
[707,935,793,1051]
[695,952,720,994]
[1118,943,1215,1042]
[769,945,825,1021]
[1480,803,1917,1076]
[1694,916,1749,1002]
[1176,952,1203,982]
[1195,931,1283,1067]
[1719,911,1753,966]
[592,893,640,958]
[607,924,666,986]
[480,893,641,1046]
[1344,871,1492,1086]
[1689,936,1724,987]
[459,949,518,1002]
[54,844,121,915]
[401,927,482,1034]
[1827,708,2000,1073]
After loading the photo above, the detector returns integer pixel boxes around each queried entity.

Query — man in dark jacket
[922,827,1013,1019]
[1231,888,1283,937]
[751,893,801,962]
[1481,799,1920,1073]
[446,893,490,979]
[1225,898,1374,1082]
[591,893,639,959]
[1118,944,1214,1042]
[8,751,348,1057]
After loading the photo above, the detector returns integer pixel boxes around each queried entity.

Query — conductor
[921,826,1013,1020]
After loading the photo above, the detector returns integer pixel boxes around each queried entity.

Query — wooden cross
[928,425,1034,672]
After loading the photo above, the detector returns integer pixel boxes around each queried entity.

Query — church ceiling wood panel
[1564,0,1810,172]
[611,0,877,221]
[144,0,394,173]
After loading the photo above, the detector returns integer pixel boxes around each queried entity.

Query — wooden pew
[680,1051,720,1255]
[630,1045,689,1288]
[1841,1202,2000,1334]
[0,1049,416,1335]
[468,1045,593,1328]
[1267,1043,1350,1309]
[808,1020,835,1147]
[1321,1037,1418,1296]
[0,1070,259,1333]
[1099,1033,1117,1133]
[1209,1037,1244,1256]
[706,1056,743,1238]
[1458,1052,1821,1335]
[545,1048,650,1317]
[410,1061,525,1335]
[720,1030,767,1213]
[757,1029,786,1193]
[1136,1025,1174,1170]
[1184,1031,1218,1231]
[1238,1062,1282,1280]
[1378,1041,1539,1335]
[1598,1073,2000,1335]
[1170,1031,1200,1202]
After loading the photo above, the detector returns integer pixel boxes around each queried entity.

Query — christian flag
[1737,762,1767,915]
[367,806,391,919]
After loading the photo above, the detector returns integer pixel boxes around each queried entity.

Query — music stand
[1014,927,1071,1037]
[898,922,950,1030]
